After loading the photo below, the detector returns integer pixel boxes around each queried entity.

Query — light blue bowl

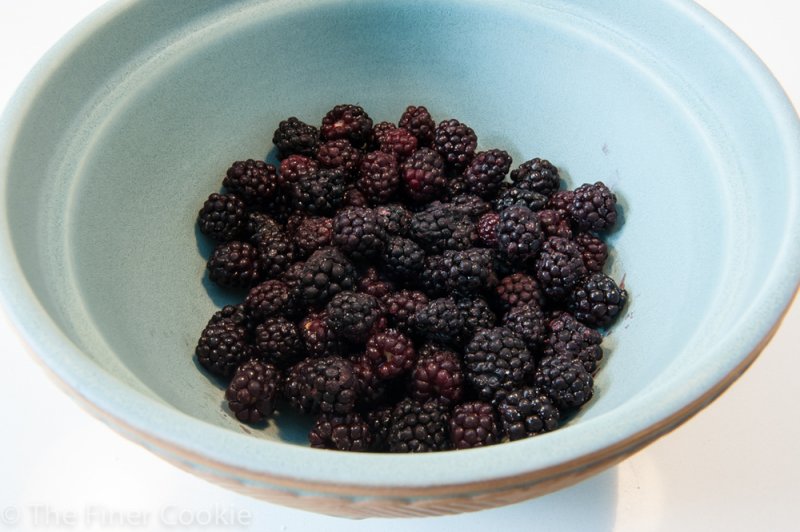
[1,0,799,518]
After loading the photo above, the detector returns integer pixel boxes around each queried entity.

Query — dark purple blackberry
[277,154,319,189]
[398,105,436,147]
[387,398,450,453]
[244,212,281,240]
[365,405,393,451]
[495,273,545,313]
[309,412,372,451]
[510,158,560,197]
[476,212,500,247]
[538,209,574,239]
[375,203,412,236]
[297,247,357,307]
[197,193,246,241]
[382,289,428,333]
[543,311,604,374]
[378,127,418,161]
[439,248,497,296]
[331,207,387,261]
[357,267,396,299]
[443,194,492,219]
[534,355,593,411]
[210,303,252,332]
[433,118,477,172]
[463,149,512,199]
[569,182,618,232]
[493,186,548,212]
[496,387,560,440]
[207,240,262,289]
[400,147,447,203]
[299,311,343,358]
[254,316,303,367]
[244,280,295,322]
[252,228,295,280]
[456,297,496,338]
[418,254,449,298]
[363,329,417,380]
[320,104,374,148]
[574,232,608,273]
[223,159,279,206]
[569,272,627,328]
[502,302,546,351]
[284,356,360,415]
[290,167,346,216]
[315,138,362,177]
[546,189,575,215]
[496,205,544,266]
[343,187,368,209]
[535,236,588,302]
[450,401,500,449]
[284,213,307,236]
[260,189,296,225]
[225,359,281,423]
[409,207,475,254]
[357,151,400,205]
[446,177,469,198]
[463,327,534,402]
[280,261,306,291]
[352,358,388,407]
[411,297,465,345]
[196,318,253,378]
[272,117,319,158]
[381,236,425,283]
[326,291,384,344]
[409,349,464,405]
[291,216,333,258]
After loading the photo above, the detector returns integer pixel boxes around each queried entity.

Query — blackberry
[315,138,362,178]
[381,236,426,283]
[543,311,604,374]
[244,279,295,322]
[409,349,464,404]
[378,127,418,161]
[331,207,387,261]
[363,329,417,380]
[382,289,428,333]
[538,209,574,240]
[225,359,281,423]
[365,405,393,451]
[210,303,252,332]
[297,247,357,307]
[357,151,400,204]
[357,267,396,299]
[493,186,548,212]
[411,297,465,345]
[534,355,593,411]
[463,149,512,199]
[511,158,560,197]
[496,387,560,440]
[244,212,281,241]
[260,189,296,225]
[387,398,450,453]
[446,177,469,198]
[450,401,501,449]
[292,216,333,258]
[433,118,477,172]
[290,167,346,216]
[252,228,295,280]
[439,248,497,296]
[372,121,397,144]
[476,212,500,247]
[320,104,374,148]
[535,236,588,302]
[280,261,306,291]
[284,356,360,415]
[309,412,372,451]
[197,193,246,241]
[443,194,492,219]
[278,154,319,189]
[207,240,262,289]
[569,272,627,328]
[398,105,436,147]
[418,254,449,298]
[284,213,308,236]
[574,232,608,273]
[456,297,496,338]
[254,316,303,367]
[352,358,388,407]
[569,182,618,232]
[495,272,545,313]
[223,159,278,206]
[546,189,575,215]
[300,311,343,358]
[196,318,253,378]
[374,203,412,236]
[326,291,384,344]
[463,327,534,402]
[502,302,546,351]
[272,117,319,158]
[400,147,447,203]
[495,205,544,266]
[409,206,474,254]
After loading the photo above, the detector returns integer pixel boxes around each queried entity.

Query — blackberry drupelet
[291,216,333,258]
[493,186,548,213]
[375,203,412,236]
[574,232,608,272]
[534,355,594,411]
[463,149,512,199]
[433,118,477,172]
[440,248,497,296]
[411,297,465,346]
[476,212,500,247]
[196,318,253,378]
[463,327,534,402]
[254,316,303,368]
[495,272,545,313]
[284,355,360,415]
[309,412,373,451]
[315,138,362,178]
[450,401,501,449]
[409,349,464,405]
[502,302,546,351]
[357,151,400,205]
[362,329,417,380]
[543,311,604,374]
[223,159,278,206]
[495,205,544,267]
[456,297,497,339]
[225,359,281,423]
[534,236,588,302]
[326,291,384,344]
[387,398,451,453]
[244,279,295,323]
[277,154,319,189]
[197,193,246,241]
[320,104,374,148]
[398,105,436,147]
[297,247,357,307]
[538,209,574,239]
[382,290,428,333]
[272,117,319,158]
[207,240,262,289]
[331,207,387,261]
[290,167,346,216]
[569,181,618,232]
[569,272,627,328]
[381,236,426,283]
[378,127,418,161]
[496,387,560,440]
[299,311,343,358]
[511,158,560,197]
[409,206,475,254]
[400,147,447,203]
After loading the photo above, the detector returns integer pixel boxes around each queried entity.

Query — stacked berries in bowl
[195,103,626,452]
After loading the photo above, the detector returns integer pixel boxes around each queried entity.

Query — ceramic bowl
[1,0,799,518]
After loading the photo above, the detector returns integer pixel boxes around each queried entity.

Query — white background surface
[1,1,799,530]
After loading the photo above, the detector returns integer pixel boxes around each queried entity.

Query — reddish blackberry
[409,206,475,254]
[207,240,262,289]
[197,193,246,241]
[252,228,295,280]
[511,158,560,197]
[363,329,417,380]
[254,316,303,367]
[381,236,426,283]
[372,121,397,143]
[456,297,497,338]
[538,209,574,239]
[320,104,374,148]
[546,189,575,215]
[569,272,627,328]
[476,212,500,247]
[326,291,384,344]
[495,272,545,313]
[315,138,362,178]
[463,149,512,199]
[244,279,295,322]
[277,154,319,189]
[225,359,281,423]
[357,151,399,204]
[433,118,477,172]
[534,355,593,411]
[272,117,319,158]
[291,216,333,258]
[375,203,412,236]
[400,147,447,203]
[398,105,436,147]
[343,187,368,208]
[290,167,346,216]
[496,387,560,440]
[378,127,418,161]
[535,236,588,302]
[569,182,618,232]
[309,412,372,451]
[440,248,497,296]
[387,398,450,453]
[463,327,534,402]
[297,247,357,306]
[332,207,387,261]
[574,232,608,272]
[382,289,428,333]
[493,186,548,212]
[357,267,396,298]
[502,302,546,351]
[411,297,465,345]
[543,311,603,374]
[196,318,253,378]
[409,349,464,404]
[284,356,360,415]
[450,401,501,449]
[495,205,544,266]
[299,311,343,358]
[365,405,393,451]
[223,159,278,206]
